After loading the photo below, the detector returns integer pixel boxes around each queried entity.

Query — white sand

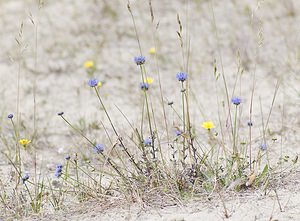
[0,0,299,220]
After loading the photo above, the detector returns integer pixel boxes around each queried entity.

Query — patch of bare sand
[0,0,300,220]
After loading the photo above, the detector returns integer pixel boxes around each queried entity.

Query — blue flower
[144,138,152,146]
[134,56,146,65]
[65,155,70,160]
[260,143,267,151]
[57,112,64,116]
[22,172,29,184]
[248,121,253,127]
[140,82,149,91]
[175,130,182,136]
[8,114,13,119]
[176,72,188,82]
[54,164,63,178]
[231,97,241,105]
[88,78,99,87]
[93,144,104,154]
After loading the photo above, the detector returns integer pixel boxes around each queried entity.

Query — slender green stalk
[139,65,157,160]
[61,116,94,146]
[248,74,255,171]
[64,159,70,181]
[59,115,125,178]
[209,0,234,145]
[94,87,142,173]
[127,1,143,55]
[9,118,21,185]
[181,82,186,165]
[233,105,238,155]
[24,183,35,211]
[148,0,170,143]
[74,154,80,187]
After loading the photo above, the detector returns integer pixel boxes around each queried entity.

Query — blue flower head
[22,172,29,184]
[231,97,241,105]
[176,72,188,82]
[260,143,267,151]
[88,78,99,87]
[93,144,104,154]
[65,155,71,160]
[248,121,253,127]
[54,164,63,178]
[144,138,152,146]
[134,56,146,65]
[175,130,182,136]
[140,82,149,91]
[8,114,13,119]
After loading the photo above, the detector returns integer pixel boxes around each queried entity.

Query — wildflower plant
[134,55,146,65]
[55,164,63,178]
[19,139,31,148]
[93,144,105,154]
[140,82,149,91]
[84,60,96,77]
[201,121,215,130]
[88,78,98,87]
[149,47,156,55]
[3,2,298,218]
[176,72,188,82]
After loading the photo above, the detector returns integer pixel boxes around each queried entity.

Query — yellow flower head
[201,121,215,130]
[145,77,154,84]
[149,47,156,55]
[19,139,31,147]
[97,81,102,88]
[83,60,95,69]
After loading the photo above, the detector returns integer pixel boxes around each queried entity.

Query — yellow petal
[149,47,156,54]
[145,77,154,84]
[83,61,95,69]
[97,81,102,88]
[201,121,215,130]
[19,139,31,147]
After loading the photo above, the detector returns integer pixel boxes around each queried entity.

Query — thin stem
[139,65,155,159]
[148,1,170,143]
[94,88,142,173]
[59,115,125,178]
[233,105,238,155]
[127,1,143,55]
[10,118,21,185]
[181,81,186,165]
[209,0,234,144]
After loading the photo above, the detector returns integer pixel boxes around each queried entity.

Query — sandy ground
[0,0,300,220]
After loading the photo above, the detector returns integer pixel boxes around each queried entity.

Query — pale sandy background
[0,0,300,220]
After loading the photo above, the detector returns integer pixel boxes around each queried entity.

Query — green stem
[94,88,142,173]
[143,90,155,159]
[10,119,21,185]
[139,65,155,160]
[74,154,79,187]
[233,105,238,155]
[181,81,186,165]
[60,115,125,178]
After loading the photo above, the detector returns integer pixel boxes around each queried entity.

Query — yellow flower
[149,47,156,55]
[201,121,215,130]
[19,139,31,147]
[83,60,95,69]
[97,81,102,88]
[145,77,154,84]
